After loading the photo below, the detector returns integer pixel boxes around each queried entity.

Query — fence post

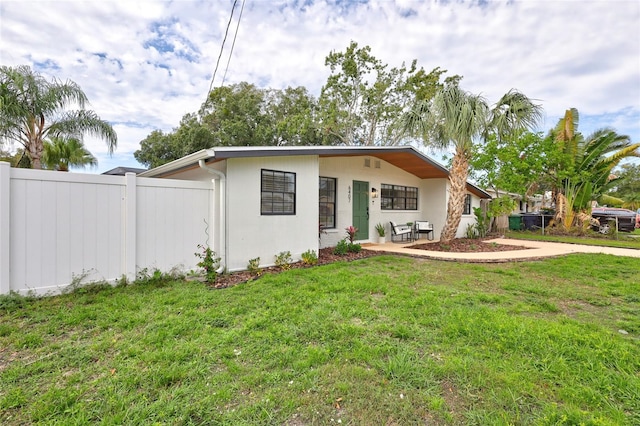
[0,162,10,295]
[124,173,137,282]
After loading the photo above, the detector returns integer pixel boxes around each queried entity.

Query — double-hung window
[261,169,296,215]
[463,194,472,215]
[381,184,418,210]
[319,177,336,228]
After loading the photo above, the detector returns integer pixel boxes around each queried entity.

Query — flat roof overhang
[139,146,490,198]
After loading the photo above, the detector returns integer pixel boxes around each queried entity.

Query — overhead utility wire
[221,0,246,86]
[205,0,239,104]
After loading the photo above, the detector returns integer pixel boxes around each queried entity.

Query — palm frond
[48,110,117,153]
[43,136,97,171]
[490,89,543,138]
[555,108,579,143]
[598,193,625,207]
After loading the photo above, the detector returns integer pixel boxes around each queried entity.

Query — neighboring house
[101,166,147,176]
[483,188,546,213]
[140,146,490,272]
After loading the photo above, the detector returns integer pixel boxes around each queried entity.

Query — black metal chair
[415,221,434,240]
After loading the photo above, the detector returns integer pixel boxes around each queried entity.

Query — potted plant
[375,223,386,244]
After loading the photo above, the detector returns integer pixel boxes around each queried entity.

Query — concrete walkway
[365,238,640,262]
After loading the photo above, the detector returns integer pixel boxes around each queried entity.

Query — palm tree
[547,109,639,227]
[0,65,116,169]
[42,136,97,171]
[402,84,543,242]
[578,129,639,202]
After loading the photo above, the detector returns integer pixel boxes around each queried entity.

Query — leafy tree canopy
[136,42,461,167]
[470,131,561,197]
[135,83,323,168]
[318,41,458,146]
[607,162,640,210]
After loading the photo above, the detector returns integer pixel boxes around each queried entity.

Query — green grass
[506,230,640,249]
[1,254,639,425]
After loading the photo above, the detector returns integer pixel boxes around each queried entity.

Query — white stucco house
[139,146,490,272]
[483,188,548,214]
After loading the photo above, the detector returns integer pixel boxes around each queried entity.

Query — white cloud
[1,0,638,172]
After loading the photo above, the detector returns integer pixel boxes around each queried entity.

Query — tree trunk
[26,114,45,170]
[27,141,43,170]
[440,149,469,243]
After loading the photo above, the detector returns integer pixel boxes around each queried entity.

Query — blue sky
[1,0,639,173]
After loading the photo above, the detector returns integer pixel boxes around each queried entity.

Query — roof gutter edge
[138,149,215,177]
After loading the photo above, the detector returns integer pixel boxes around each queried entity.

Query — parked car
[591,208,640,233]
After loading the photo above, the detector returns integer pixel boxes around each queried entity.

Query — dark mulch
[210,247,381,289]
[409,237,531,253]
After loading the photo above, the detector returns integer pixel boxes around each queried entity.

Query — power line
[221,0,246,86]
[205,0,239,105]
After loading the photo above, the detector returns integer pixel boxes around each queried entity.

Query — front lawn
[1,254,639,424]
[506,230,640,250]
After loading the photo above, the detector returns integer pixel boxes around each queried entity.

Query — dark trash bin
[522,214,542,230]
[508,215,522,231]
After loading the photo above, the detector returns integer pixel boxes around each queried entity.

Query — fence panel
[7,169,126,295]
[136,178,212,276]
[0,164,213,296]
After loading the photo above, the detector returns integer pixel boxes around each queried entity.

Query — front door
[352,180,369,240]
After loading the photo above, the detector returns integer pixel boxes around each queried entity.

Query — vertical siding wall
[0,163,212,296]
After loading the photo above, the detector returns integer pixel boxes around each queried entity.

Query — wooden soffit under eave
[318,151,489,199]
[319,151,449,179]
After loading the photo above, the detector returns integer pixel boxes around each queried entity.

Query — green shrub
[301,249,318,265]
[348,243,362,253]
[195,244,220,283]
[247,257,261,276]
[465,223,479,239]
[333,240,362,255]
[333,239,349,255]
[472,206,490,237]
[275,251,293,270]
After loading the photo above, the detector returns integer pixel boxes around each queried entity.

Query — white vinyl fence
[0,162,214,296]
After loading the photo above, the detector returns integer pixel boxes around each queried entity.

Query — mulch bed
[209,238,532,289]
[210,247,381,289]
[408,237,531,253]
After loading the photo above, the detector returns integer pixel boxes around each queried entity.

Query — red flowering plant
[345,225,358,243]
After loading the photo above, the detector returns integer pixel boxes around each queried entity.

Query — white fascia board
[138,149,215,177]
